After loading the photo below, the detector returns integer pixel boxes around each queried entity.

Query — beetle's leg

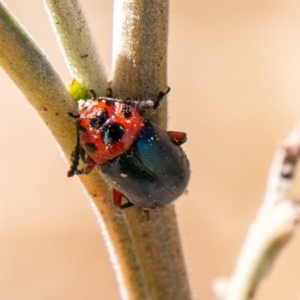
[113,189,123,206]
[79,146,86,163]
[120,202,134,209]
[154,87,171,109]
[113,189,134,209]
[68,112,80,118]
[106,88,113,97]
[167,131,187,146]
[83,156,97,174]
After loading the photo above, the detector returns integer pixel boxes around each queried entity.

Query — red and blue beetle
[68,88,190,209]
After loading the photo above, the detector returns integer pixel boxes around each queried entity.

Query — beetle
[68,88,190,209]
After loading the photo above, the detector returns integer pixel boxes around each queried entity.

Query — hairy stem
[109,1,191,299]
[43,0,107,95]
[0,1,74,152]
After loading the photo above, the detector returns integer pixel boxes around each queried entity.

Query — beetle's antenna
[85,87,171,111]
[154,87,171,109]
[67,124,82,177]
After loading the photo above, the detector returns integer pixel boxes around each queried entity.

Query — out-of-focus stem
[215,124,300,300]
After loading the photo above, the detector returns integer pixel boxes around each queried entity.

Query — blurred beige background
[1,0,300,299]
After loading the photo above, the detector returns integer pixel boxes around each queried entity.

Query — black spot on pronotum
[101,123,124,146]
[89,109,108,129]
[85,142,97,152]
[122,105,132,118]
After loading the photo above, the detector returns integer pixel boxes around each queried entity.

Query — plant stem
[0,1,74,152]
[213,123,300,300]
[109,1,192,299]
[44,0,107,95]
